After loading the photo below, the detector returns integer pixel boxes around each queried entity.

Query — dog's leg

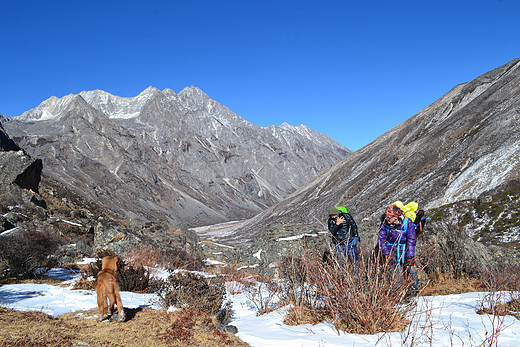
[114,285,125,322]
[97,289,106,322]
[118,306,125,322]
[107,292,116,317]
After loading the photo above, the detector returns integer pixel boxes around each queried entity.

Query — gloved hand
[385,254,395,266]
[349,237,358,247]
[405,257,416,266]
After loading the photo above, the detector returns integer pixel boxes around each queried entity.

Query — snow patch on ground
[1,267,519,346]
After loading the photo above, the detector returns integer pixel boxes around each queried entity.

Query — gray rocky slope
[1,123,200,265]
[211,58,520,246]
[1,87,350,228]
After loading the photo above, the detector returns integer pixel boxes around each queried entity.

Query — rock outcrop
[0,122,46,222]
[93,218,202,262]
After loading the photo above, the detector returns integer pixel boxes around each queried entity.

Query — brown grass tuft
[420,273,485,296]
[0,306,247,347]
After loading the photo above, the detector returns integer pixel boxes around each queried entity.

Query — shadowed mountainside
[210,58,520,245]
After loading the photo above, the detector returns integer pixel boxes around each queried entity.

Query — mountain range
[1,87,350,228]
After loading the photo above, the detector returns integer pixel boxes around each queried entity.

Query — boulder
[93,218,203,261]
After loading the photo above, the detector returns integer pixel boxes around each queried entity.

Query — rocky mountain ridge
[2,87,350,228]
[199,58,520,248]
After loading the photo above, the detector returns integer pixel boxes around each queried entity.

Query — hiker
[328,206,359,265]
[378,203,418,292]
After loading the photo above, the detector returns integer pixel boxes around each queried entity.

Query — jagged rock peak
[18,93,78,121]
[15,86,217,121]
[266,122,346,150]
[162,88,178,97]
[178,86,209,99]
[139,85,161,95]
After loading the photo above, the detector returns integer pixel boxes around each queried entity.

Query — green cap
[336,206,347,214]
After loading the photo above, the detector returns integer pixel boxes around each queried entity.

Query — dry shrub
[476,264,520,321]
[278,254,320,307]
[126,245,169,272]
[480,263,520,292]
[304,249,417,334]
[478,295,520,320]
[117,261,151,292]
[238,248,419,334]
[126,245,200,273]
[422,259,520,297]
[152,271,225,315]
[216,264,253,294]
[277,253,326,325]
[160,307,235,343]
[243,280,280,315]
[160,308,197,342]
[74,257,150,292]
[225,280,246,295]
[0,228,60,280]
[158,307,246,346]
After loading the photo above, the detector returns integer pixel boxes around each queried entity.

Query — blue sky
[1,0,518,151]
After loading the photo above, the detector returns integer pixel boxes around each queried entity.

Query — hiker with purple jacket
[378,204,419,292]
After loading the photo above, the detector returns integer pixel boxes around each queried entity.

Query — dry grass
[283,306,330,326]
[0,276,65,286]
[0,306,248,347]
[477,298,520,320]
[420,273,485,296]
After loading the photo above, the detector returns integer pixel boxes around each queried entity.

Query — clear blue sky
[1,0,518,151]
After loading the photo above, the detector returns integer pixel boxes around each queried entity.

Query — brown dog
[95,256,125,322]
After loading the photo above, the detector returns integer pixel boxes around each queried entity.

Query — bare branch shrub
[0,228,60,279]
[477,291,520,321]
[152,272,225,315]
[475,292,512,346]
[125,244,201,273]
[480,263,520,293]
[477,263,520,321]
[217,264,253,295]
[305,248,418,334]
[74,257,151,292]
[277,253,327,325]
[243,279,280,315]
[398,297,436,346]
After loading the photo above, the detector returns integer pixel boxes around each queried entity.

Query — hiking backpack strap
[386,218,408,272]
[415,210,425,236]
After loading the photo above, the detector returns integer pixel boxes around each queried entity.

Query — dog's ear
[101,256,109,270]
[112,257,118,272]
